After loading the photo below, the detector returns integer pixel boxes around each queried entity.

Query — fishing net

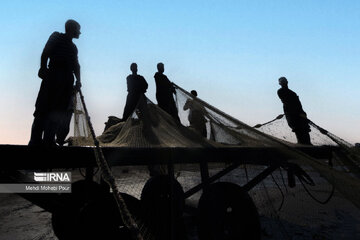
[69,83,360,239]
[255,114,360,177]
[254,114,337,146]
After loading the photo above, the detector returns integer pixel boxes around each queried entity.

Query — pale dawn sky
[0,0,359,144]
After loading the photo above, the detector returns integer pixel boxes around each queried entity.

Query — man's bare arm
[38,48,50,79]
[74,61,81,90]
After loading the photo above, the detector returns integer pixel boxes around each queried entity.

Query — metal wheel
[52,180,140,240]
[51,180,105,239]
[77,192,141,239]
[141,175,186,240]
[197,182,261,240]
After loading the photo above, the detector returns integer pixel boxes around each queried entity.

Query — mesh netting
[254,114,337,146]
[254,114,360,175]
[174,86,280,147]
[69,84,360,239]
[71,92,93,146]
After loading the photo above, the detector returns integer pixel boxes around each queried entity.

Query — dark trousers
[54,110,73,146]
[28,114,56,146]
[295,130,312,145]
[122,93,143,121]
[190,121,207,138]
[158,101,180,123]
[29,110,72,146]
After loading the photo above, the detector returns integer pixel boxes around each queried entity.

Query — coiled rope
[78,89,143,240]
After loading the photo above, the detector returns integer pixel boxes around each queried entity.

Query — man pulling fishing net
[277,76,312,145]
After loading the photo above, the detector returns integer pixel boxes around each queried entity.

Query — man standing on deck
[122,63,148,121]
[277,77,311,145]
[154,63,180,122]
[183,90,207,137]
[29,20,81,146]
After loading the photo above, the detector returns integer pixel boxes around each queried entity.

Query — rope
[308,120,360,177]
[244,164,249,183]
[260,180,292,240]
[299,177,335,205]
[279,168,288,193]
[78,167,99,178]
[77,89,144,240]
[271,173,285,211]
[253,114,284,128]
[308,120,352,147]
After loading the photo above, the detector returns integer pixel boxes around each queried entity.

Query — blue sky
[0,0,359,144]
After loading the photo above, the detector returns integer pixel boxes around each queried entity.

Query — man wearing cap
[29,19,82,146]
[277,77,311,145]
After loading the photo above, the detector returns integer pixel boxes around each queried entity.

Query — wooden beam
[0,144,335,169]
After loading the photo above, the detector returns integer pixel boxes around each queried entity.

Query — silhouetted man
[277,77,311,145]
[183,90,207,137]
[29,19,81,146]
[122,63,148,120]
[154,63,180,122]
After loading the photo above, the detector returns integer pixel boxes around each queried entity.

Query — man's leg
[295,131,312,145]
[164,100,180,123]
[56,111,73,146]
[28,116,45,146]
[122,94,137,121]
[43,112,57,147]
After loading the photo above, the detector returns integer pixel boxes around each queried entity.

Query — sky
[0,0,359,145]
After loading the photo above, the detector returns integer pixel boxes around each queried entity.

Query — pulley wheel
[197,182,261,240]
[51,180,106,240]
[141,175,186,240]
[77,192,142,239]
[52,180,142,240]
[141,175,185,217]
